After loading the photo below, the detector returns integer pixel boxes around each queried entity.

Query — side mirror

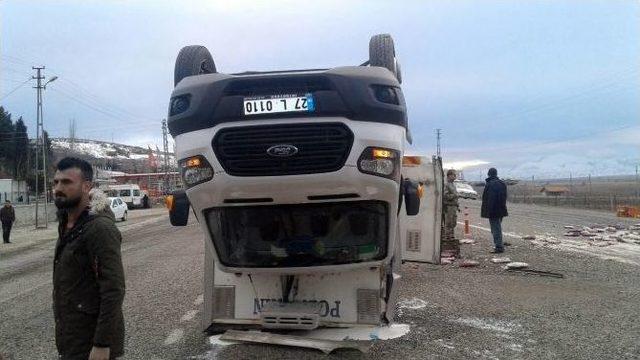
[403,179,421,216]
[166,190,190,226]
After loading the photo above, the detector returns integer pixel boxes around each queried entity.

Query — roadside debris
[459,260,479,267]
[507,268,564,278]
[491,257,511,264]
[441,257,455,265]
[504,262,529,270]
[220,330,370,354]
[560,224,640,245]
[521,235,536,240]
[459,238,476,244]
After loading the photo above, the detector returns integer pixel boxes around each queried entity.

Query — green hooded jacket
[53,189,125,359]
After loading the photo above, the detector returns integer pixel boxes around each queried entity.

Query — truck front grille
[213,123,353,176]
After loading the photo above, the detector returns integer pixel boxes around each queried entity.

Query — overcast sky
[1,0,638,179]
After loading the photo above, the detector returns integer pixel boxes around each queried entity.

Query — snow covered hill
[51,138,175,174]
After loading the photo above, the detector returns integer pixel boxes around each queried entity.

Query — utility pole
[32,66,57,229]
[436,128,442,158]
[162,119,170,192]
[69,118,76,151]
[636,165,640,199]
[33,66,46,229]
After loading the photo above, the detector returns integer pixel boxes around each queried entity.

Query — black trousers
[2,221,12,243]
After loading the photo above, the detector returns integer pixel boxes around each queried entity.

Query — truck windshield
[205,201,388,268]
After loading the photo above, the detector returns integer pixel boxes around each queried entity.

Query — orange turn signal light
[373,149,395,158]
[165,195,175,211]
[185,157,202,168]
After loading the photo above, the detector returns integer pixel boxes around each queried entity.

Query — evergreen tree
[0,106,15,176]
[13,117,29,179]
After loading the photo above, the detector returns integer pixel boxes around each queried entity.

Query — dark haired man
[481,168,508,253]
[1,200,15,243]
[52,157,125,359]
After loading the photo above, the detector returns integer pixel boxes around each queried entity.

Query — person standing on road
[52,157,126,360]
[481,168,508,253]
[1,200,15,244]
[443,169,460,255]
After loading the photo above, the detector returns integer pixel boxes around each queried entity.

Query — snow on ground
[452,317,523,334]
[52,138,175,163]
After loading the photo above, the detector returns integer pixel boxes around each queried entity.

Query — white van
[166,34,442,333]
[105,184,143,209]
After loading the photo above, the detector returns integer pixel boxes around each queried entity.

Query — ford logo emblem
[267,144,299,157]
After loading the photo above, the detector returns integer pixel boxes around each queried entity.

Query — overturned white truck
[166,34,443,333]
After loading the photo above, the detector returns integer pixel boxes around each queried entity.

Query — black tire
[369,34,400,83]
[174,45,216,86]
[122,211,127,222]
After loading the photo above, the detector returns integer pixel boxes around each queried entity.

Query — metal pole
[41,79,49,227]
[436,129,442,158]
[636,165,640,199]
[32,66,44,229]
[162,119,169,192]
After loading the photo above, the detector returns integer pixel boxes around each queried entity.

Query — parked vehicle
[105,184,143,208]
[454,180,479,199]
[165,34,442,333]
[107,197,128,221]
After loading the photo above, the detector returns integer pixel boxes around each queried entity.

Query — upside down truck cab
[166,35,442,333]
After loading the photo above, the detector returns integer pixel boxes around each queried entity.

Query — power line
[0,78,32,100]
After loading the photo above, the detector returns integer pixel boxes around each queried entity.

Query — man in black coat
[481,168,508,253]
[1,199,16,243]
[52,157,125,359]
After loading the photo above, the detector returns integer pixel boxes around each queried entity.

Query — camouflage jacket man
[53,189,125,359]
[443,181,459,209]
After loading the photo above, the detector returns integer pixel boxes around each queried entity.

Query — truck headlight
[357,147,400,180]
[179,155,213,188]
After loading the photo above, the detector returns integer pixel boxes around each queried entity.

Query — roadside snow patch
[397,298,430,310]
[453,317,522,334]
[435,339,455,349]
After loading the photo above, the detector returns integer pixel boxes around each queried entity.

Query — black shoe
[490,248,504,254]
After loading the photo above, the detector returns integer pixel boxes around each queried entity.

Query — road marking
[181,309,199,322]
[457,222,521,238]
[194,294,204,306]
[163,328,184,345]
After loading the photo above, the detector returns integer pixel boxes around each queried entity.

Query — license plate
[243,93,315,115]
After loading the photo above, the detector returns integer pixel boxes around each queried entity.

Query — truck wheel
[369,34,401,83]
[174,45,216,86]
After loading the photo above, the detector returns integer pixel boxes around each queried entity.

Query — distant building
[540,186,570,197]
[0,178,28,203]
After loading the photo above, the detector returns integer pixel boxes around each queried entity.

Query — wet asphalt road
[1,202,639,359]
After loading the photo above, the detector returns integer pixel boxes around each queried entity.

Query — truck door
[399,156,444,264]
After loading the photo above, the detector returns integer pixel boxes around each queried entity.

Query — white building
[0,178,28,203]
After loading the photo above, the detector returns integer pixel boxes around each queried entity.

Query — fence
[507,193,640,211]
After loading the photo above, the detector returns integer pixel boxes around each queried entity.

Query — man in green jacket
[52,157,125,360]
